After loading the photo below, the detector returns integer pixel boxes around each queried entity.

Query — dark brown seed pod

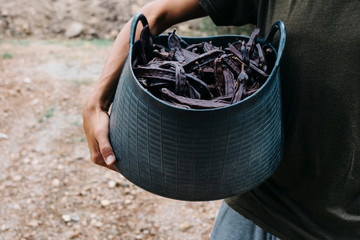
[133,26,275,109]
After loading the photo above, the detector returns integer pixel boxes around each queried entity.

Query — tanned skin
[83,0,207,171]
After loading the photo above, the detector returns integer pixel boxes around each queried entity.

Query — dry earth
[0,1,255,239]
[0,39,221,240]
[0,0,212,39]
[0,0,252,39]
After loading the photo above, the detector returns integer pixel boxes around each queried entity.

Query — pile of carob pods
[132,26,276,109]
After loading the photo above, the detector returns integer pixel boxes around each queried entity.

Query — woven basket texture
[109,14,286,201]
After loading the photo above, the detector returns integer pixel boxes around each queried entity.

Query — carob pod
[214,57,225,96]
[133,64,212,99]
[232,63,248,103]
[161,88,229,109]
[182,49,224,73]
[223,68,236,96]
[255,43,267,73]
[139,25,154,64]
[168,30,198,63]
[246,28,260,54]
[226,43,268,78]
[203,41,219,52]
[159,61,187,95]
[133,26,275,109]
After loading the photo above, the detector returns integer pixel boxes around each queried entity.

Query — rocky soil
[0,0,253,40]
[0,40,221,240]
[0,0,212,40]
[1,0,139,39]
[0,1,256,239]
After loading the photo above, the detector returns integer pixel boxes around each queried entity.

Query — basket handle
[129,12,149,48]
[263,21,286,70]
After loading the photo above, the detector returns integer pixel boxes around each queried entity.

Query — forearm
[88,0,207,111]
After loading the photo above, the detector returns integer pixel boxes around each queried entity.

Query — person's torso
[227,0,360,239]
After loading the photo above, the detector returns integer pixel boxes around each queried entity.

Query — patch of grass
[65,40,86,47]
[90,39,113,47]
[39,107,56,123]
[72,121,80,126]
[199,17,255,36]
[65,39,113,47]
[72,78,92,86]
[45,107,56,118]
[44,39,59,45]
[10,40,31,46]
[2,52,13,59]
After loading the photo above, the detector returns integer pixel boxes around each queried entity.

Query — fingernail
[105,155,115,165]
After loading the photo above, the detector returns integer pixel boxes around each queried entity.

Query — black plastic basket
[109,13,286,201]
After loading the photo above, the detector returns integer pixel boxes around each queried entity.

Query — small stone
[27,219,39,227]
[90,219,103,228]
[57,165,64,170]
[101,199,111,207]
[24,77,32,83]
[30,98,40,106]
[1,224,9,231]
[62,214,72,223]
[107,180,116,189]
[1,10,9,16]
[71,213,80,222]
[22,23,31,35]
[89,17,100,25]
[107,229,118,235]
[124,199,132,205]
[52,178,60,187]
[180,222,192,231]
[109,29,119,39]
[13,175,22,182]
[23,157,31,164]
[67,230,81,239]
[60,196,68,203]
[65,22,84,38]
[0,133,8,139]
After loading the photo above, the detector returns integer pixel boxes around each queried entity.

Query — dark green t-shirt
[197,0,360,239]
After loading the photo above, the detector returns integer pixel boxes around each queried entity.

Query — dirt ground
[0,0,214,39]
[0,39,222,240]
[0,0,256,239]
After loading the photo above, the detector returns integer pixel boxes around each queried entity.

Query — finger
[89,138,118,171]
[96,130,116,166]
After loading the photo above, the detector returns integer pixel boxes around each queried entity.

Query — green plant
[90,39,113,47]
[72,78,92,86]
[199,17,255,36]
[10,40,31,46]
[2,52,13,59]
[38,107,56,123]
[44,107,56,118]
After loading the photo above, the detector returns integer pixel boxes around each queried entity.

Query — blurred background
[0,1,253,239]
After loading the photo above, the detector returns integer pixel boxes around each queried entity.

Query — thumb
[97,133,116,166]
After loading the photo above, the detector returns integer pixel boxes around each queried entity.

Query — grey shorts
[210,201,281,240]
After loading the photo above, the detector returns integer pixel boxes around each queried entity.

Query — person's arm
[83,0,207,171]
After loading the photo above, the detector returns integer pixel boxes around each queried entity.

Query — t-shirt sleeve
[197,0,259,26]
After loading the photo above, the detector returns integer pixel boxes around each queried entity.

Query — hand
[83,103,117,171]
[82,0,207,171]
